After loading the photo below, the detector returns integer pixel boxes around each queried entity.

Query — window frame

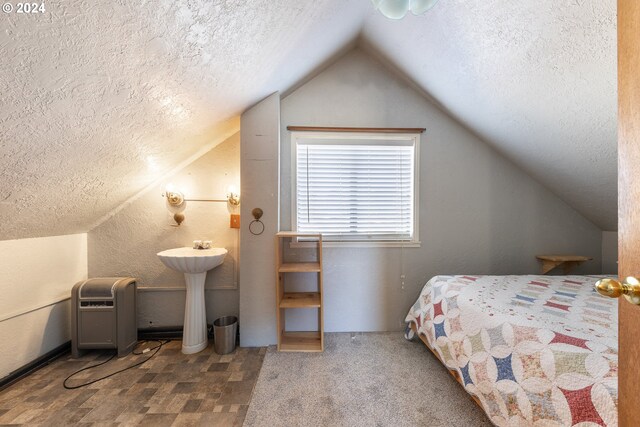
[290,131,421,248]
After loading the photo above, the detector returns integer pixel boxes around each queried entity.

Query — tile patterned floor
[0,340,266,426]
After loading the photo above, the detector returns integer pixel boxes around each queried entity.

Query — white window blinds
[294,134,418,242]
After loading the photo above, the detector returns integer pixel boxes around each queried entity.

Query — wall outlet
[230,214,240,229]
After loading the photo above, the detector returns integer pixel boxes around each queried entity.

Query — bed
[405,275,618,427]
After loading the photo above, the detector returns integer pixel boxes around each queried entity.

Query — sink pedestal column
[182,272,208,354]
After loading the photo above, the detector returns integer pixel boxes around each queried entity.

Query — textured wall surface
[88,135,240,328]
[0,234,87,378]
[0,302,71,379]
[0,0,367,240]
[278,49,603,333]
[0,1,616,241]
[362,0,617,229]
[0,233,87,317]
[239,93,280,347]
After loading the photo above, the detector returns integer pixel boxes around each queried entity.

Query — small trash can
[214,316,238,354]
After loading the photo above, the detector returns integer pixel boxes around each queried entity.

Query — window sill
[290,240,421,249]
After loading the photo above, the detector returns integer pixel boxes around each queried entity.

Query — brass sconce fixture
[226,185,240,206]
[164,185,186,226]
[166,190,184,207]
[162,184,240,226]
[166,190,184,208]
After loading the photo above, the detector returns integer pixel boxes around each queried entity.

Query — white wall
[602,231,618,274]
[239,93,281,347]
[88,134,240,328]
[0,233,87,378]
[277,49,603,334]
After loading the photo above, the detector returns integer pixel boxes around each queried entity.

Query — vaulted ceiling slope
[0,0,616,240]
[361,1,617,230]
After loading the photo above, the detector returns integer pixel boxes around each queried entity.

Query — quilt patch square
[561,386,605,426]
[494,354,515,382]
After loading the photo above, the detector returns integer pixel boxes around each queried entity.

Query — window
[292,131,420,245]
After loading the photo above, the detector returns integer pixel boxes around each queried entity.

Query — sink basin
[157,247,228,354]
[157,247,227,274]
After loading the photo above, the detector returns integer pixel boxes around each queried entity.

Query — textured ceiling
[0,0,617,240]
[361,0,617,229]
[0,0,368,239]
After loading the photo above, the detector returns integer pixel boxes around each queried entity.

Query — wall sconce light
[226,185,240,206]
[164,184,186,226]
[161,183,240,226]
[165,187,184,207]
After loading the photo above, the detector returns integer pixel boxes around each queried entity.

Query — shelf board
[535,255,594,274]
[278,262,321,273]
[280,292,321,308]
[279,331,322,352]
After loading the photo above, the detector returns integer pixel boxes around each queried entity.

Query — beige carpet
[244,332,491,426]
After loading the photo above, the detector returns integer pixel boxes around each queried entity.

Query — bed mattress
[405,275,617,427]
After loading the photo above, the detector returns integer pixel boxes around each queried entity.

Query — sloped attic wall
[278,48,602,333]
[0,117,238,241]
[361,1,617,231]
[0,1,615,240]
[0,0,368,241]
[88,134,240,328]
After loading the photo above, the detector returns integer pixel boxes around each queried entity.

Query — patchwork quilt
[405,275,618,427]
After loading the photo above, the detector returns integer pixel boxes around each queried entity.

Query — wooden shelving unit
[276,232,323,352]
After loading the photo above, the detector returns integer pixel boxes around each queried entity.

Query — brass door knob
[595,276,640,305]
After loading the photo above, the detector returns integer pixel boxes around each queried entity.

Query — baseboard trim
[138,326,186,340]
[0,341,71,391]
[138,325,214,340]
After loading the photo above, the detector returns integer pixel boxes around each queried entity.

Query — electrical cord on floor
[63,340,169,390]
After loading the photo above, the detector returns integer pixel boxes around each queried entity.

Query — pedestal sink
[157,247,228,354]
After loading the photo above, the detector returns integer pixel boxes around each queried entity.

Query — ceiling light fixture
[372,0,439,19]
